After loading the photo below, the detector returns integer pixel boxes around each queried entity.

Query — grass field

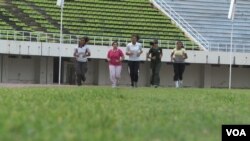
[0,86,249,141]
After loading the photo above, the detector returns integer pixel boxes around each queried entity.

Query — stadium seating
[155,0,250,51]
[0,0,199,49]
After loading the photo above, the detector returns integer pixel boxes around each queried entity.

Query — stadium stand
[0,0,199,49]
[154,0,250,52]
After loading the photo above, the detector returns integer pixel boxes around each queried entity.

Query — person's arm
[160,48,163,59]
[114,50,125,63]
[126,45,132,56]
[146,48,151,60]
[137,45,143,57]
[183,53,188,59]
[120,55,125,62]
[85,47,91,57]
[119,50,125,62]
[139,45,143,54]
[146,52,150,61]
[171,50,175,62]
[73,48,78,58]
[107,50,111,62]
[183,49,188,59]
[139,49,143,55]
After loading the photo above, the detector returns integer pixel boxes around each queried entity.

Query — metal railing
[209,43,250,53]
[151,0,210,50]
[1,30,250,52]
[0,30,199,50]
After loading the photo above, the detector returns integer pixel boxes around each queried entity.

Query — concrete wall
[119,62,250,88]
[1,40,250,88]
[0,54,2,83]
[60,59,250,88]
[0,54,53,84]
[1,40,250,65]
[0,55,250,88]
[3,55,36,83]
[38,57,54,84]
[211,65,250,88]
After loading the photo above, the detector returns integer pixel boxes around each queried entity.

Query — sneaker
[116,80,119,87]
[154,85,159,88]
[112,84,116,88]
[134,82,138,88]
[82,76,86,82]
[175,81,179,88]
[179,81,183,88]
[131,82,134,88]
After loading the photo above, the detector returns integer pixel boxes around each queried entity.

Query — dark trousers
[128,61,140,85]
[173,63,185,81]
[150,62,161,86]
[75,61,87,85]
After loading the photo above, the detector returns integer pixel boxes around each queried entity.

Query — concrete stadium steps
[155,0,250,48]
[0,0,200,49]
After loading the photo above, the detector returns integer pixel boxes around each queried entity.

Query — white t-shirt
[75,45,90,62]
[126,42,142,61]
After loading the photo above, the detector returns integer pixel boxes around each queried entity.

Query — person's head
[78,36,90,47]
[150,39,158,48]
[131,34,140,44]
[112,41,118,49]
[176,40,184,50]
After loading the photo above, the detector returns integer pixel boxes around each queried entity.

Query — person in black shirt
[146,40,162,88]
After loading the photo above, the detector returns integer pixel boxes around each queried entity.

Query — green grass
[0,87,249,141]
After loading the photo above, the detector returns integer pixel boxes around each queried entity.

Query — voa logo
[226,129,246,136]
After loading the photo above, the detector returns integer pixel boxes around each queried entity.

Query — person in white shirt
[126,34,143,87]
[73,37,91,86]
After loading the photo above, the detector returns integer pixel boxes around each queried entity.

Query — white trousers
[109,65,122,86]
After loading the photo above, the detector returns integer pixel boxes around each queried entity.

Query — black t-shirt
[149,47,162,63]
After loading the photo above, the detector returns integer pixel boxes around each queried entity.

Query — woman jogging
[171,40,188,88]
[73,37,91,86]
[107,41,125,88]
[126,34,143,88]
[146,40,162,88]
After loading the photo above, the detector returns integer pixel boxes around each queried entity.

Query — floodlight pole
[58,3,64,85]
[229,20,234,89]
[228,0,236,89]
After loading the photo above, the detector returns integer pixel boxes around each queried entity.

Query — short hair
[149,39,158,46]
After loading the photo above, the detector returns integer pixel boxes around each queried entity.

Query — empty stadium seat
[155,0,250,51]
[0,0,199,49]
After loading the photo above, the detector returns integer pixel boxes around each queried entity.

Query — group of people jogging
[73,34,188,88]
